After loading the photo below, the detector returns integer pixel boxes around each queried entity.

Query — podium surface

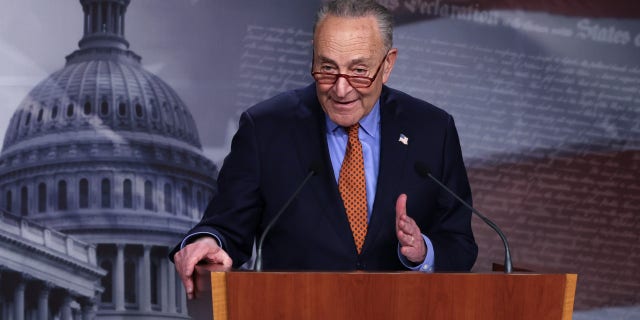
[188,266,577,320]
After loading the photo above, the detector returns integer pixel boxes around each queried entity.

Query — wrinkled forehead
[313,15,384,60]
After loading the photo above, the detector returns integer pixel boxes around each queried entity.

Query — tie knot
[345,123,360,138]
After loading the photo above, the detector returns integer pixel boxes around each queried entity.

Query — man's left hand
[395,194,427,263]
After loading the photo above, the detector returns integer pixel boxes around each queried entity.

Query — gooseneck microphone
[254,163,322,271]
[414,162,513,273]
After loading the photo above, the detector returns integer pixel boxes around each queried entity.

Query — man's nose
[332,75,353,97]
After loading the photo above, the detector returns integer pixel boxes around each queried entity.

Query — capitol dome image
[0,0,216,319]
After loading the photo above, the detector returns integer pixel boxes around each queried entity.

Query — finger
[221,253,233,268]
[396,194,407,219]
[401,245,422,260]
[174,252,196,299]
[398,230,414,247]
[203,250,233,270]
[399,215,418,236]
[400,236,427,263]
[397,226,413,247]
[397,217,419,248]
[397,229,412,247]
[400,244,414,257]
[395,193,408,231]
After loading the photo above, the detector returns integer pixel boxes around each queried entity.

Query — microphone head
[414,162,431,178]
[309,161,323,176]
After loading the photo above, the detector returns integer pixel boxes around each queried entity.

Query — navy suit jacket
[174,84,477,271]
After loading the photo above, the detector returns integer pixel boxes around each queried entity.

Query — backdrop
[1,0,638,319]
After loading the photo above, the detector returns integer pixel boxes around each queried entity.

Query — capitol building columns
[166,257,177,314]
[37,282,52,320]
[115,244,125,312]
[61,294,73,320]
[1,208,193,319]
[13,275,26,320]
[0,267,99,320]
[80,297,97,320]
[141,245,151,312]
[96,243,188,316]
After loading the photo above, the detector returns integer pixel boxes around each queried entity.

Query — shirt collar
[326,100,380,138]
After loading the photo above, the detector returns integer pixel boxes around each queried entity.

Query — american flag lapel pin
[398,133,409,145]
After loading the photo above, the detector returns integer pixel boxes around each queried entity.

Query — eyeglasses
[311,53,388,88]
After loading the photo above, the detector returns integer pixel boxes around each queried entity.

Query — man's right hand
[173,236,233,299]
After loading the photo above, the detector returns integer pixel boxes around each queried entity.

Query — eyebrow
[316,56,370,67]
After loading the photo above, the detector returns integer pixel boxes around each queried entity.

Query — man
[172,0,477,299]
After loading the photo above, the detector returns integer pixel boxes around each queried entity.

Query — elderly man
[172,0,477,299]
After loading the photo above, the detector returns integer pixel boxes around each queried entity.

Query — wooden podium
[188,266,577,320]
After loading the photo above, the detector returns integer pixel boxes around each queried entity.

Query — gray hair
[314,0,394,52]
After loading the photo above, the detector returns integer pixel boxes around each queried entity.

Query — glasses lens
[348,77,372,88]
[312,73,372,88]
[313,73,337,84]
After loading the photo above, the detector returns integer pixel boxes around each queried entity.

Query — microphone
[414,162,513,273]
[254,162,322,271]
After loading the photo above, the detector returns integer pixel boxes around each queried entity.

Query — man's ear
[382,48,398,83]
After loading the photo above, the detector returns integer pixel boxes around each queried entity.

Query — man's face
[313,15,397,127]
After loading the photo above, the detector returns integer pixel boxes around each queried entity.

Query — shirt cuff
[398,234,435,272]
[180,232,223,250]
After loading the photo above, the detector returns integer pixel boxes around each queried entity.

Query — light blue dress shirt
[325,100,435,272]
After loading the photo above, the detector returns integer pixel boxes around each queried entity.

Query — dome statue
[0,0,216,317]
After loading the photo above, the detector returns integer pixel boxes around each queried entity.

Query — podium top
[188,267,577,320]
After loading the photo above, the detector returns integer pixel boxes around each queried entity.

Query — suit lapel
[291,85,356,250]
[363,87,409,253]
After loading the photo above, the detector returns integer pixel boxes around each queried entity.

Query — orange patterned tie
[338,123,368,254]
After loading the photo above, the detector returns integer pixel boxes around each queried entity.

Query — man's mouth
[332,98,357,106]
